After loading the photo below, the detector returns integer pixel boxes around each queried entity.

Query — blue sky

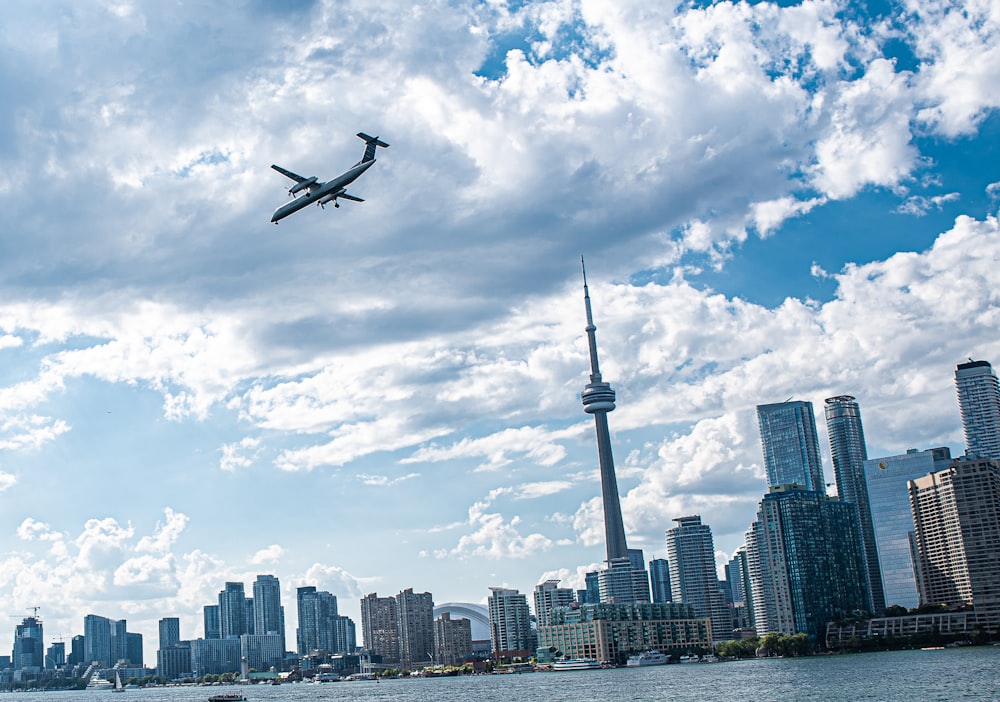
[0,0,998,663]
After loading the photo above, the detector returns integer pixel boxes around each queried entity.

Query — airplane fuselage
[270,159,374,223]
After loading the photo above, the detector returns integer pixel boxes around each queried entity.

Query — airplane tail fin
[357,132,390,163]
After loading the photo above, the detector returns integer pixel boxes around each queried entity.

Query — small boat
[626,650,669,667]
[552,658,602,670]
[112,671,125,693]
[679,653,700,663]
[207,694,247,702]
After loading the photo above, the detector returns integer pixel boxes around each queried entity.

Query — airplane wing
[338,192,364,202]
[270,164,309,183]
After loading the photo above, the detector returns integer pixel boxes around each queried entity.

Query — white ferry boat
[552,658,602,671]
[626,650,669,667]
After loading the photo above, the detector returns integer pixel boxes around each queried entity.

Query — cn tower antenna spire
[582,256,603,384]
[579,257,629,562]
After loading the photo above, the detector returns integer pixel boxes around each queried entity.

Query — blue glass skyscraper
[825,395,885,614]
[864,447,952,609]
[745,485,871,643]
[756,400,825,492]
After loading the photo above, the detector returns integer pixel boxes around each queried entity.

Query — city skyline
[0,0,998,668]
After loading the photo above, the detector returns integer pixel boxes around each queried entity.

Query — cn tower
[580,257,630,563]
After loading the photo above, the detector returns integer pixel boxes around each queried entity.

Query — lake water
[20,648,1000,702]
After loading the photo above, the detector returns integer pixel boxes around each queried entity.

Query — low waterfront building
[826,611,981,647]
[537,602,710,664]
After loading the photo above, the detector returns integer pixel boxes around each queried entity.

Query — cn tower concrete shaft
[580,258,629,562]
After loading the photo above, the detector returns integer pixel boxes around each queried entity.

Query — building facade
[537,603,710,663]
[909,457,1000,629]
[745,485,871,644]
[648,558,672,603]
[359,593,400,665]
[487,587,534,657]
[533,580,575,628]
[218,582,249,639]
[240,633,283,672]
[156,642,191,680]
[665,515,732,641]
[432,613,472,665]
[756,400,825,491]
[396,588,435,670]
[203,605,220,639]
[12,616,43,671]
[189,637,240,676]
[825,395,885,613]
[252,575,285,654]
[955,359,1000,460]
[158,617,181,650]
[83,614,112,666]
[864,447,953,609]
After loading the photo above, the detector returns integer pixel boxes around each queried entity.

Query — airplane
[270,132,389,223]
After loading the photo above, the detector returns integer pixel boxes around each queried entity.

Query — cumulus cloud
[219,437,261,473]
[895,192,960,215]
[250,545,285,565]
[438,488,554,559]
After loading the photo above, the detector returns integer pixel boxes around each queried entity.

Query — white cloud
[439,488,554,559]
[357,472,421,487]
[895,192,960,216]
[219,437,261,473]
[249,545,285,565]
[0,471,16,492]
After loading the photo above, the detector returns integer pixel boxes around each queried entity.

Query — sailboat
[112,671,125,693]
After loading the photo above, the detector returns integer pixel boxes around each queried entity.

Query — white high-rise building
[487,587,534,655]
[665,515,732,641]
[533,580,574,628]
[955,360,1000,460]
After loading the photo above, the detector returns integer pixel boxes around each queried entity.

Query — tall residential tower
[955,359,1000,460]
[825,395,885,613]
[756,400,825,492]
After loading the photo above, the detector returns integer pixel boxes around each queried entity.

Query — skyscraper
[756,400,825,492]
[664,515,732,641]
[580,259,628,562]
[433,613,472,665]
[203,605,220,639]
[253,574,285,654]
[955,359,1000,459]
[360,593,399,665]
[909,457,1000,628]
[219,582,249,639]
[126,632,143,667]
[396,588,435,670]
[44,641,64,671]
[745,486,871,642]
[648,558,672,603]
[533,580,575,627]
[12,615,43,671]
[825,395,885,613]
[863,447,952,609]
[159,617,181,649]
[487,587,534,656]
[84,614,112,666]
[111,618,127,664]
